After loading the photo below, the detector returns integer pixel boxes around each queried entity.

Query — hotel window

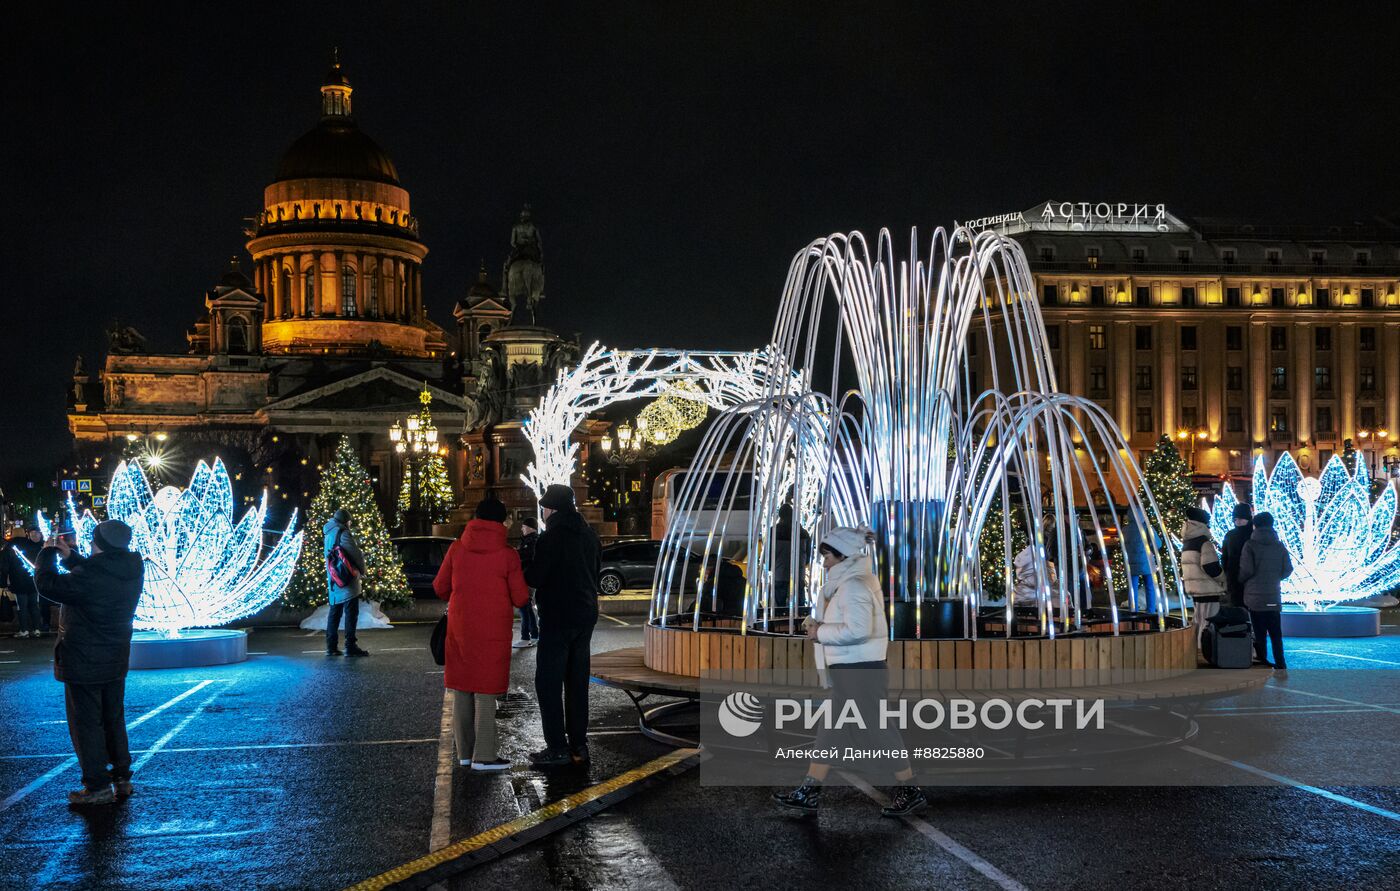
[1360,327,1376,351]
[1225,326,1243,351]
[1361,406,1378,428]
[1226,287,1242,307]
[1045,325,1060,350]
[340,264,357,316]
[1227,367,1243,390]
[1135,286,1150,306]
[1316,407,1334,433]
[1221,248,1236,265]
[1090,285,1106,305]
[1041,284,1059,305]
[967,370,978,394]
[1356,250,1370,266]
[1181,286,1197,307]
[1131,247,1146,263]
[1314,366,1331,392]
[1176,248,1191,264]
[1086,247,1100,268]
[303,270,315,316]
[1266,249,1281,265]
[1270,327,1287,351]
[1315,327,1332,351]
[1270,287,1286,307]
[1310,249,1325,265]
[1181,407,1199,428]
[1316,287,1331,308]
[1360,367,1376,392]
[1135,326,1152,350]
[1088,325,1105,350]
[1181,326,1197,350]
[1136,408,1154,433]
[1361,288,1375,308]
[1089,365,1107,395]
[1039,247,1055,262]
[1271,366,1287,391]
[1136,366,1153,390]
[1182,367,1198,390]
[1227,407,1244,432]
[1270,409,1289,433]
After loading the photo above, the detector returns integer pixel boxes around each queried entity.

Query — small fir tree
[398,451,453,525]
[1109,435,1194,602]
[284,436,413,608]
[978,495,1028,601]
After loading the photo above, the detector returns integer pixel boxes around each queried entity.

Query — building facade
[973,201,1400,480]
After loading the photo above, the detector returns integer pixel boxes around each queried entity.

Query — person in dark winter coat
[323,509,368,657]
[524,484,601,768]
[35,520,143,806]
[1238,511,1292,670]
[514,515,541,647]
[2,525,49,637]
[433,498,529,771]
[1180,507,1226,649]
[1220,504,1254,608]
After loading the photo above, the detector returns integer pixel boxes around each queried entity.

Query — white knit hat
[820,525,875,558]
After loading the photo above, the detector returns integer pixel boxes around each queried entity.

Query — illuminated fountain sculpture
[1210,453,1392,637]
[527,227,1202,688]
[39,458,303,667]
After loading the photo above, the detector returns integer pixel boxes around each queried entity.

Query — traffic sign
[77,479,92,493]
[92,496,106,508]
[60,479,77,492]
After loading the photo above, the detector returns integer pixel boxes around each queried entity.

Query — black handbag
[429,613,448,666]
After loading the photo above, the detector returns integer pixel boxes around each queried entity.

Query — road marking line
[4,738,440,760]
[0,679,217,812]
[377,647,427,652]
[1272,686,1400,714]
[429,688,456,851]
[247,651,268,655]
[348,747,701,891]
[1181,744,1399,823]
[0,660,19,664]
[600,613,630,626]
[1291,649,1400,666]
[1197,708,1374,717]
[847,774,1028,891]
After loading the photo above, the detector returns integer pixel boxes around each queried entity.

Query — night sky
[3,2,1397,482]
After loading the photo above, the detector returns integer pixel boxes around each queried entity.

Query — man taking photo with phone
[35,520,144,806]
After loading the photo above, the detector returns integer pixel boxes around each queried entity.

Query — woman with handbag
[433,498,529,771]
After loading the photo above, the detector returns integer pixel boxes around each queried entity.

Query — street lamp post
[389,389,439,536]
[1356,429,1392,480]
[1176,427,1208,471]
[599,418,657,535]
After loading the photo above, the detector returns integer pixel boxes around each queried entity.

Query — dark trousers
[326,597,360,650]
[535,622,594,751]
[14,589,42,634]
[65,679,131,789]
[519,595,539,640]
[1249,609,1286,668]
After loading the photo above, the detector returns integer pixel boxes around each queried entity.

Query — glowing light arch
[521,345,809,497]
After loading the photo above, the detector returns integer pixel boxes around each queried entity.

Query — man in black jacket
[524,484,601,767]
[36,520,144,806]
[1220,504,1254,609]
[513,515,541,648]
[2,525,48,637]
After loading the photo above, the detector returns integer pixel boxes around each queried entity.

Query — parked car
[599,539,745,615]
[392,535,456,599]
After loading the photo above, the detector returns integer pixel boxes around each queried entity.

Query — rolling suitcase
[1202,607,1253,668]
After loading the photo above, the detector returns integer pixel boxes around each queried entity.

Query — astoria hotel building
[973,202,1400,479]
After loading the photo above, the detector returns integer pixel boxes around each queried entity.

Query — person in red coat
[433,498,528,771]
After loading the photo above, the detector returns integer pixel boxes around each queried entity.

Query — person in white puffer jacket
[771,525,927,820]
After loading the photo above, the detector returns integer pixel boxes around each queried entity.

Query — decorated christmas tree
[284,436,413,608]
[397,450,453,526]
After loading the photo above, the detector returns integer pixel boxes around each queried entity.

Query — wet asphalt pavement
[1,612,1397,891]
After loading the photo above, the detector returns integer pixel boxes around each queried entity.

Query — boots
[772,777,822,816]
[881,785,928,818]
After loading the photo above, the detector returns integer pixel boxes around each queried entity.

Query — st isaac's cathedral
[66,55,571,519]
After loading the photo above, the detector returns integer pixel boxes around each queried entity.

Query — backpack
[326,531,360,588]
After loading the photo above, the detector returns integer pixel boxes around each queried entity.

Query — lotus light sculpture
[34,458,303,634]
[1210,453,1400,612]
